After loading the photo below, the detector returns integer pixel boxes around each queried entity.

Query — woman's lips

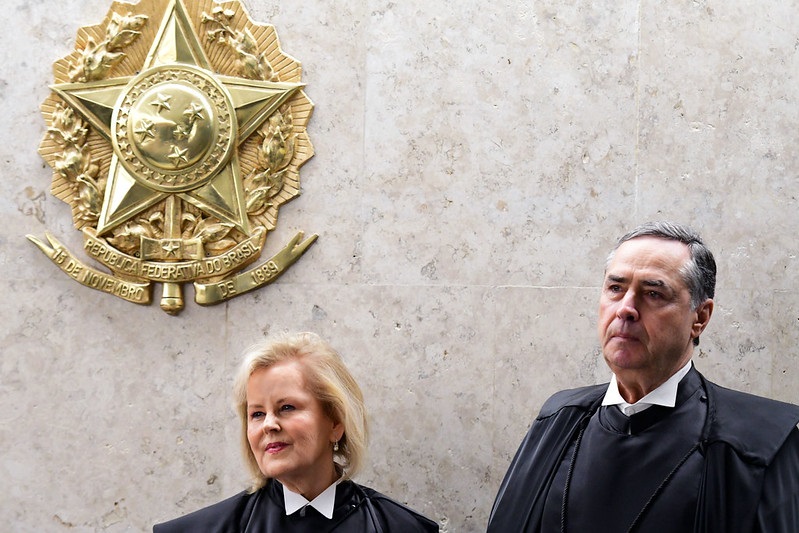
[266,442,289,454]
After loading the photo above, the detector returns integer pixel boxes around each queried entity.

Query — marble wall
[3,0,799,531]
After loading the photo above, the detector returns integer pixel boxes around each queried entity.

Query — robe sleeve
[153,491,253,533]
[756,426,799,532]
[487,385,604,532]
[359,488,439,532]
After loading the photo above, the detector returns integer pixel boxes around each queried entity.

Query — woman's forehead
[248,360,310,395]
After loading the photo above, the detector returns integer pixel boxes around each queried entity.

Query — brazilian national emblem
[28,0,317,314]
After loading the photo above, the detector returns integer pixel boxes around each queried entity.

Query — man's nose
[616,290,639,321]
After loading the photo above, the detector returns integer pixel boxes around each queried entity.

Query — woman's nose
[261,412,280,434]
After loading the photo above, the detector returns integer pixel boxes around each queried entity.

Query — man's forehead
[612,236,690,262]
[605,237,690,283]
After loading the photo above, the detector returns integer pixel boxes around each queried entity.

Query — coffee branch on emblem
[201,7,278,81]
[48,104,104,223]
[69,12,148,82]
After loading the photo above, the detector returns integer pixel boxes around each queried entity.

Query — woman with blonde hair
[155,332,437,532]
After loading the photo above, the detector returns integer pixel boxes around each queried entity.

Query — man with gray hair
[488,222,799,532]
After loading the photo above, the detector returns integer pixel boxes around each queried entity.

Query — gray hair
[606,222,716,345]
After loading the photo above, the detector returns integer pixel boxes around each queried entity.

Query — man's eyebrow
[605,275,669,289]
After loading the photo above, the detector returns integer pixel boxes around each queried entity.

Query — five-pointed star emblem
[51,0,303,236]
[151,93,172,113]
[135,119,156,142]
[162,240,180,257]
[168,146,190,167]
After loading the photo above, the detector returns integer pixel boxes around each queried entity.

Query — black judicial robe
[153,479,438,532]
[487,368,799,533]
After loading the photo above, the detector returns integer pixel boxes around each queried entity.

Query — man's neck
[613,359,693,406]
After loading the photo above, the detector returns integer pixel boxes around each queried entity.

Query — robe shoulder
[153,490,251,533]
[152,483,438,533]
[705,380,799,465]
[538,384,606,419]
[538,376,799,465]
[359,485,439,532]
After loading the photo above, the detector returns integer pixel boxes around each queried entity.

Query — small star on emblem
[183,102,205,122]
[135,119,156,142]
[162,240,180,257]
[173,124,191,141]
[151,93,172,113]
[168,146,189,167]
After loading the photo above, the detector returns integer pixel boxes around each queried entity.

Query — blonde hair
[232,332,368,491]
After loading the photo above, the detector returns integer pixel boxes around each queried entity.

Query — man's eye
[647,291,662,299]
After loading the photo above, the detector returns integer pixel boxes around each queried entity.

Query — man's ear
[692,298,714,340]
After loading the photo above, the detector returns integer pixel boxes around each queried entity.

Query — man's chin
[603,352,646,371]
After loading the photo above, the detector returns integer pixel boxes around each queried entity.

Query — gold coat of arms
[28,0,316,314]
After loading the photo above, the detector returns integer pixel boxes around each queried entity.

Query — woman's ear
[331,420,344,443]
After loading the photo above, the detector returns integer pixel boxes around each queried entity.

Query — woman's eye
[280,404,295,412]
[249,411,264,420]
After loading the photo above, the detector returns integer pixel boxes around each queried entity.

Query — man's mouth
[612,332,639,342]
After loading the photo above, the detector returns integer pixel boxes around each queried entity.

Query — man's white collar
[282,478,341,519]
[602,360,693,416]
